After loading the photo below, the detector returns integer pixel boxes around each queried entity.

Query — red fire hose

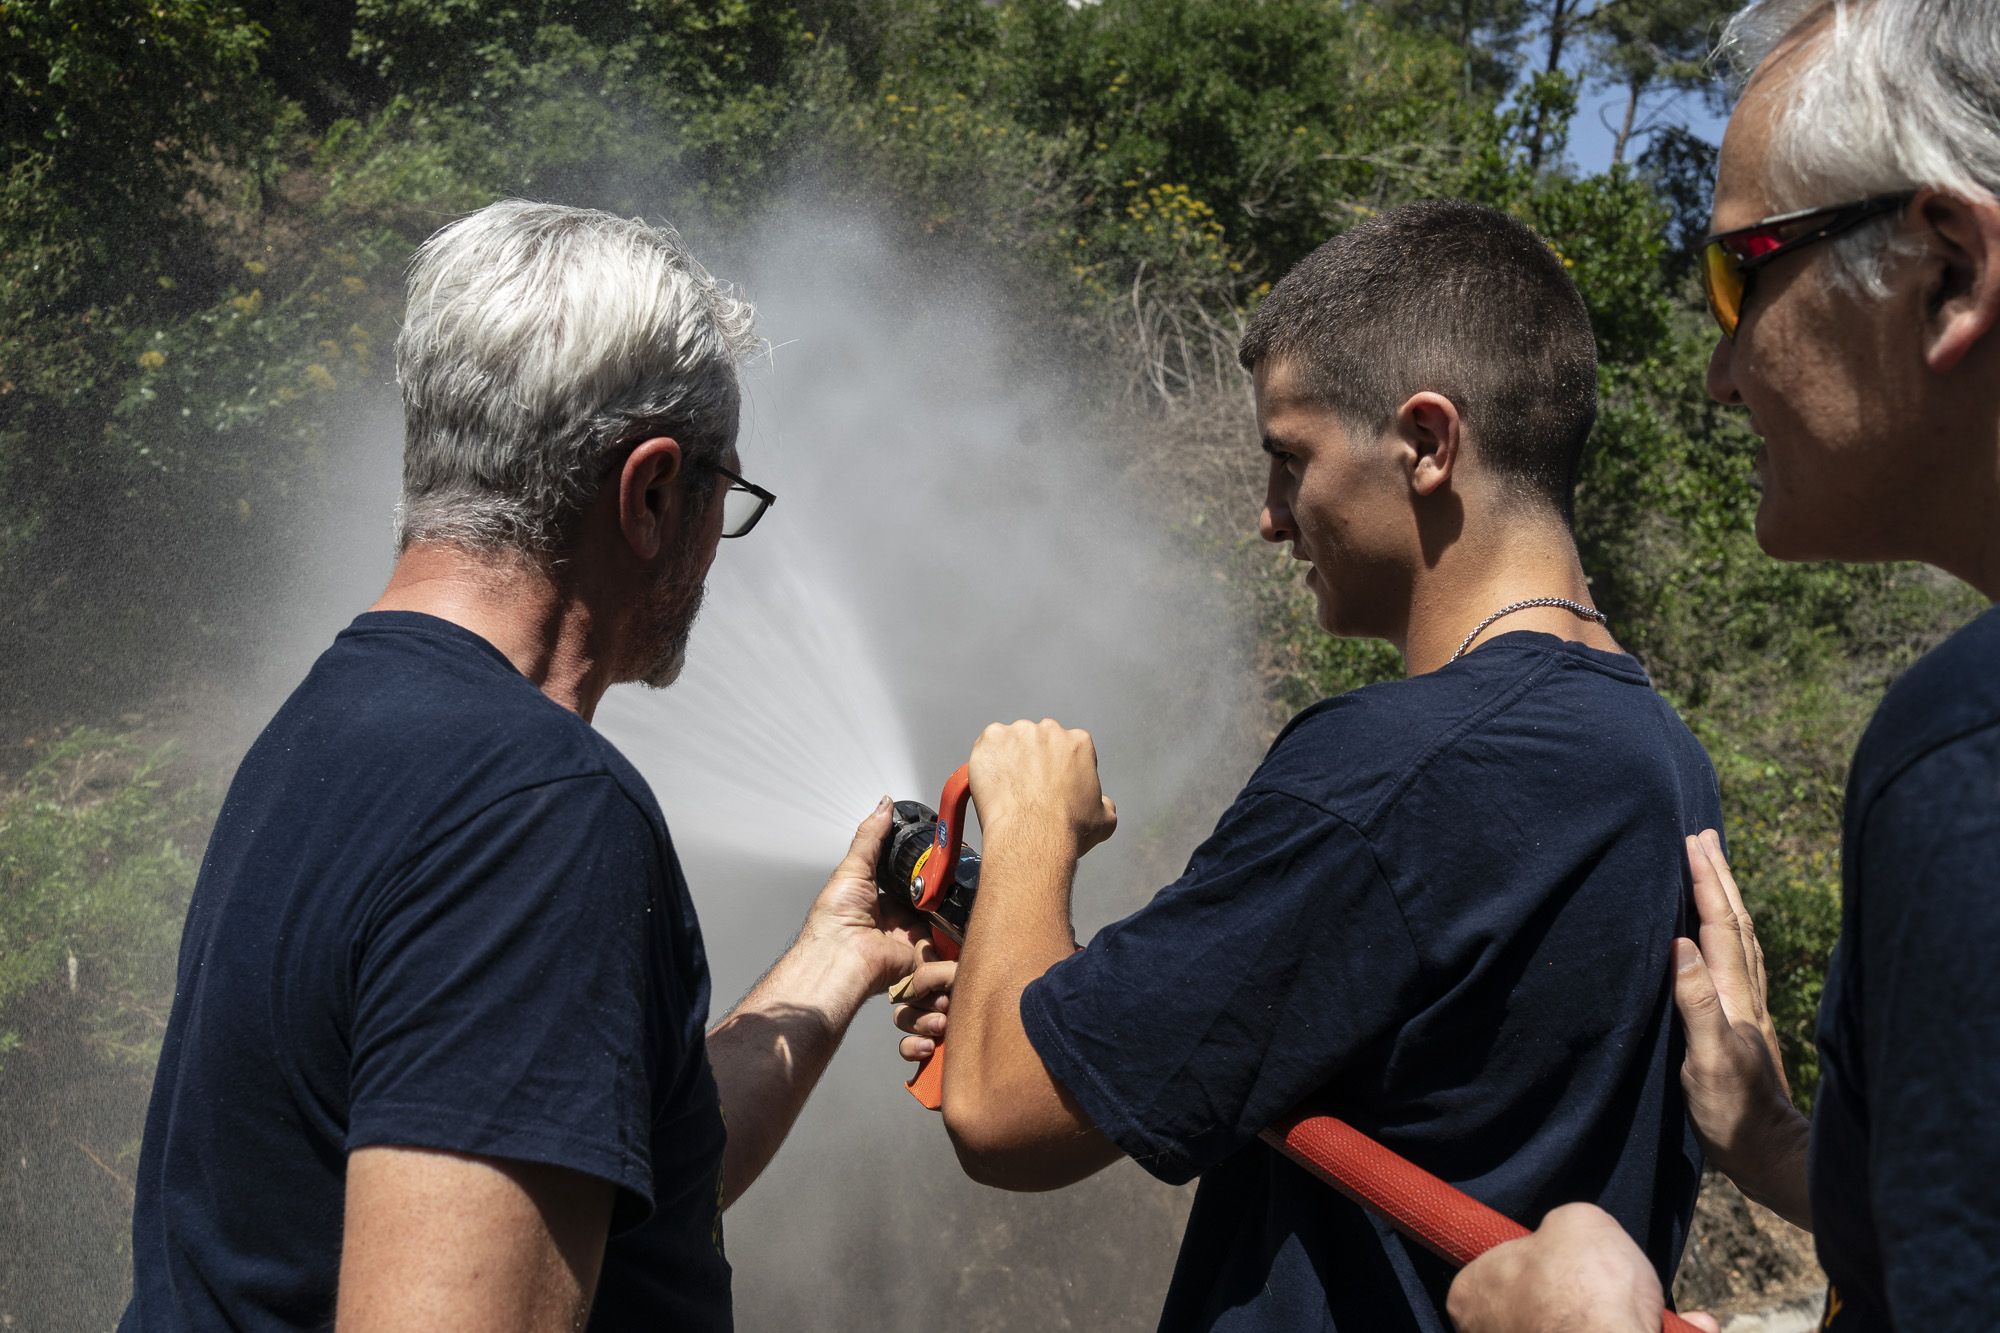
[1260,1112,1703,1333]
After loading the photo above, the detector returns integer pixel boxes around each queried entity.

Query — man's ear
[1914,188,2000,374]
[1397,392,1461,499]
[618,437,684,561]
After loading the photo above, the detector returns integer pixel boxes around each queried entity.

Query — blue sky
[1565,80,1732,177]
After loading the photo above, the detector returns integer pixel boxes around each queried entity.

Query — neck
[1928,456,2000,604]
[368,543,617,718]
[1398,512,1617,676]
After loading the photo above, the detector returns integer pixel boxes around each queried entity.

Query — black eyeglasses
[1700,192,1914,339]
[714,463,776,538]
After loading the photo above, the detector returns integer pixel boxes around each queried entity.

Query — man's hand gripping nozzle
[875,763,979,1110]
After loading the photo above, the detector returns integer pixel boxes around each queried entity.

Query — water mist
[24,199,1267,1330]
[588,207,1264,1329]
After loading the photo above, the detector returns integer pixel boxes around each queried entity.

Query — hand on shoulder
[1672,830,1814,1229]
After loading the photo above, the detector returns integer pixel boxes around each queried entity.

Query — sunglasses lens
[1702,241,1743,339]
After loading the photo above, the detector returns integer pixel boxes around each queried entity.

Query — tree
[1584,0,1734,166]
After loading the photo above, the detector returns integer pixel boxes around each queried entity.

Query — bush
[0,730,208,1074]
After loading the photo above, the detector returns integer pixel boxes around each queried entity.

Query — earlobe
[1918,191,2000,374]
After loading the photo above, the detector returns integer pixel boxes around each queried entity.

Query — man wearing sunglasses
[120,200,922,1331]
[1449,1,2000,1329]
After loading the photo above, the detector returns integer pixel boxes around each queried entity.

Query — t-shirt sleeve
[1020,790,1422,1185]
[1857,739,2000,1327]
[344,774,663,1216]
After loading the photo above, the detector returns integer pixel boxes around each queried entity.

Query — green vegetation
[1,5,1980,1308]
[0,731,204,1075]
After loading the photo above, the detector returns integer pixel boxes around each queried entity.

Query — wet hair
[396,199,758,555]
[1238,199,1598,522]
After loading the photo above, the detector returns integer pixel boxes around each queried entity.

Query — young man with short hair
[896,199,1721,1330]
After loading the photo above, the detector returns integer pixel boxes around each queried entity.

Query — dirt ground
[1676,1169,1825,1318]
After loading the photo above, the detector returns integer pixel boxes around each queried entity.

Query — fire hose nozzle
[877,763,979,1110]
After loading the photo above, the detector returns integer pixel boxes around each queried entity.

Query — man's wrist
[1718,1098,1814,1226]
[762,927,877,1033]
[979,808,1085,868]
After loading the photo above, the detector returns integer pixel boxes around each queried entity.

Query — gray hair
[395,199,758,555]
[1720,0,2000,293]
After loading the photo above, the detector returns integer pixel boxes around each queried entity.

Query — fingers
[836,796,894,879]
[888,946,951,1061]
[893,1001,948,1039]
[1671,937,1735,1059]
[1080,795,1120,856]
[1686,834,1756,1020]
[893,958,955,1006]
[1698,829,1771,1008]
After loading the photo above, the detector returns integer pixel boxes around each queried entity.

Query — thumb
[838,796,894,878]
[1680,1314,1721,1333]
[1672,937,1733,1052]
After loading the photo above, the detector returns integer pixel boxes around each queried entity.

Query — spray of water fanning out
[594,208,1255,892]
[187,198,1266,1329]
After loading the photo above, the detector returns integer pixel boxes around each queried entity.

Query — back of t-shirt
[121,612,730,1331]
[1810,602,2000,1331]
[1022,632,1717,1331]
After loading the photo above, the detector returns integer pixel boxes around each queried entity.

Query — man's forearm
[942,818,1119,1188]
[706,934,872,1209]
[947,817,1080,1111]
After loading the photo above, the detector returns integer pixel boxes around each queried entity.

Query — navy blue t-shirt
[1811,602,2000,1331]
[1022,632,1717,1331]
[122,612,730,1330]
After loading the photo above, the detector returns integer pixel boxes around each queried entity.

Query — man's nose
[1706,334,1742,406]
[1259,495,1295,545]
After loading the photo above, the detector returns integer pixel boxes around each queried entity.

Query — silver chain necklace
[1449,597,1607,663]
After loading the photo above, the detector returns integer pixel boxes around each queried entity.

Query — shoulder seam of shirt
[1855,711,2000,827]
[1226,787,1426,959]
[377,769,654,897]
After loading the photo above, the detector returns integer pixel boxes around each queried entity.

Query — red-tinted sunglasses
[1700,192,1914,338]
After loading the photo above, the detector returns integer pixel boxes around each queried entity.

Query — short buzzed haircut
[1238,199,1598,520]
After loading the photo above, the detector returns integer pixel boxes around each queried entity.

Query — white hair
[1720,0,2000,293]
[395,200,759,554]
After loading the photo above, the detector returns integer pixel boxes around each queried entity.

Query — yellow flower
[244,259,267,275]
[230,289,263,315]
[884,93,899,103]
[304,363,337,392]
[341,276,367,295]
[137,349,166,371]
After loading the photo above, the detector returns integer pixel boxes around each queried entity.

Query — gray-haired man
[1449,1,2000,1329]
[121,201,921,1330]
